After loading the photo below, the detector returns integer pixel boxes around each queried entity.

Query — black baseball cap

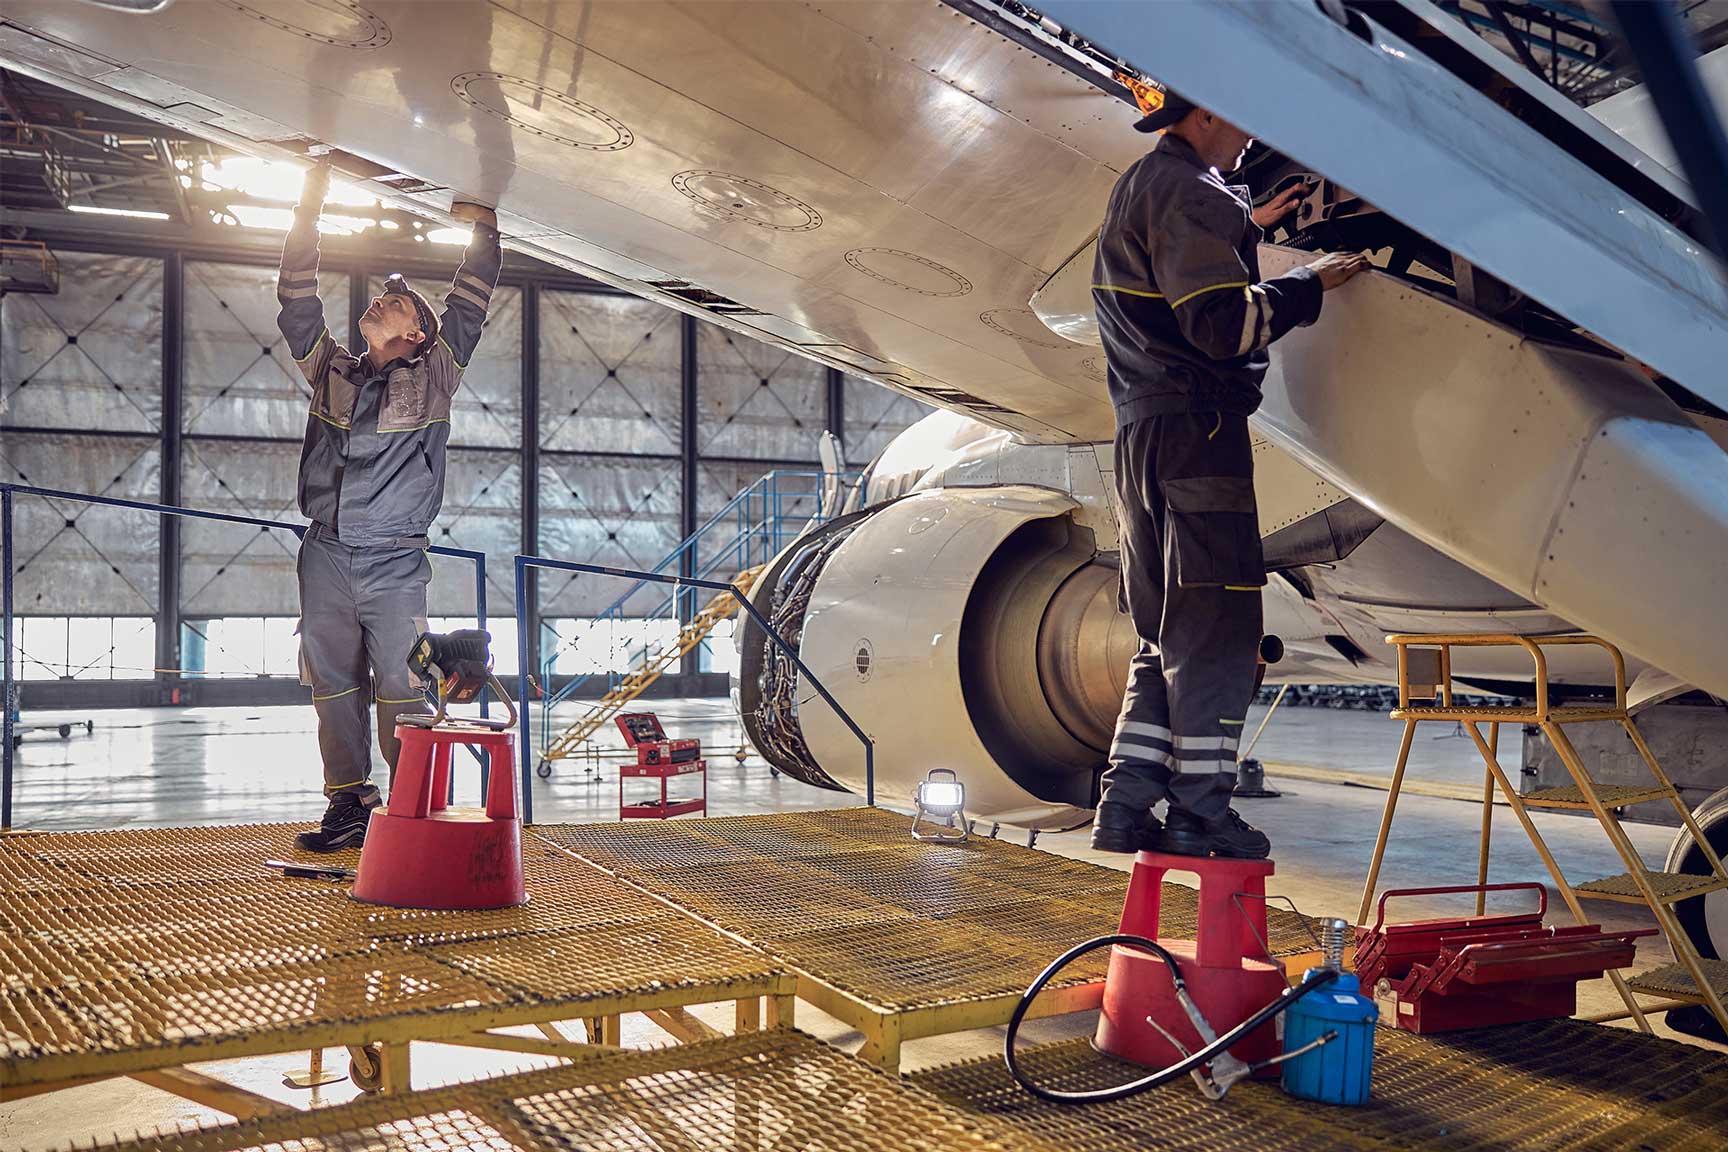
[1134,87,1196,133]
[382,272,439,351]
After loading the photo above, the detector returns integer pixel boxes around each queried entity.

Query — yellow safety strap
[1092,283,1165,299]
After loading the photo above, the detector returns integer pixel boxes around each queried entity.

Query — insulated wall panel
[0,252,162,432]
[178,439,302,617]
[183,261,347,439]
[537,453,681,617]
[538,291,681,456]
[695,321,824,461]
[0,433,160,615]
[843,376,934,464]
[366,275,524,450]
[693,457,819,579]
[430,448,522,617]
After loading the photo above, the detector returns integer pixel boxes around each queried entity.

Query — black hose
[1003,933,1339,1104]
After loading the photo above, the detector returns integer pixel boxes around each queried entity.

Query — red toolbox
[1355,883,1654,1033]
[615,712,706,820]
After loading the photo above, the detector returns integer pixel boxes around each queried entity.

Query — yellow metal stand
[1357,633,1728,1037]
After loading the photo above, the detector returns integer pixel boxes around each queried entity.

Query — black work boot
[1090,801,1163,854]
[1156,807,1271,860]
[295,792,373,853]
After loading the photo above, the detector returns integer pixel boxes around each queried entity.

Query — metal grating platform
[91,1031,1039,1152]
[1629,959,1728,1002]
[1577,870,1728,903]
[533,809,1326,1068]
[1,826,789,1089]
[916,1019,1728,1151]
[1523,784,1672,808]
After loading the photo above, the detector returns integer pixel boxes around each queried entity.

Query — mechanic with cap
[276,160,502,851]
[1089,87,1366,859]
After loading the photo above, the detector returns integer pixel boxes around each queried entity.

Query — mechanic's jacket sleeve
[276,167,356,388]
[1150,192,1322,362]
[424,221,504,397]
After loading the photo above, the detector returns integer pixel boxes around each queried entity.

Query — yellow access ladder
[539,567,763,767]
[1358,633,1728,1036]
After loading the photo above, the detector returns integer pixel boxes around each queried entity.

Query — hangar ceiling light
[67,204,170,220]
[198,157,377,208]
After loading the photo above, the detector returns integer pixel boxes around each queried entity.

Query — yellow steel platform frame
[1,824,793,1110]
[1357,633,1728,1037]
[534,808,1326,1072]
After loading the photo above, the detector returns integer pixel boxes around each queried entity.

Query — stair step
[1627,959,1728,1003]
[1525,784,1673,809]
[1577,871,1728,904]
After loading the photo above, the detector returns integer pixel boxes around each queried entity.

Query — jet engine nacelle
[738,485,1139,830]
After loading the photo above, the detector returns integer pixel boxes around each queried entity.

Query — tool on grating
[351,630,526,910]
[1356,883,1655,1033]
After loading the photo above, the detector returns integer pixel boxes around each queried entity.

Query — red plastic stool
[1095,852,1286,1071]
[351,721,526,910]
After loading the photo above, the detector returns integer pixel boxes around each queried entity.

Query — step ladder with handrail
[1357,632,1728,1036]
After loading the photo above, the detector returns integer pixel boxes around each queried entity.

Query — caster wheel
[769,767,780,779]
[536,760,552,779]
[85,721,94,734]
[57,724,71,738]
[349,1045,383,1093]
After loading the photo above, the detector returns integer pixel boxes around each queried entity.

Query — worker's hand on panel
[1307,250,1369,290]
[1251,182,1311,229]
[450,200,499,230]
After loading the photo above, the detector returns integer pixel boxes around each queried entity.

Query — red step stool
[1355,883,1654,1032]
[1096,852,1288,1072]
[351,720,525,910]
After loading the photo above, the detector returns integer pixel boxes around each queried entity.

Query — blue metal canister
[1281,967,1377,1104]
[1281,918,1378,1106]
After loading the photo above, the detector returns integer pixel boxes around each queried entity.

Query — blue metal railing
[535,469,858,755]
[514,553,874,824]
[0,483,490,829]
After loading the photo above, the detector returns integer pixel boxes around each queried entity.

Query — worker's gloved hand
[450,200,499,230]
[1307,250,1370,290]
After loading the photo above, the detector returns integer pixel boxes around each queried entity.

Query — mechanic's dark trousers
[297,526,431,808]
[1101,412,1265,822]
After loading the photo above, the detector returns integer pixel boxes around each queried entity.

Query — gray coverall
[1092,133,1324,820]
[276,201,502,806]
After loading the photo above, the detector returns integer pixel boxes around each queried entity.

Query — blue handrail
[535,469,857,747]
[0,482,490,830]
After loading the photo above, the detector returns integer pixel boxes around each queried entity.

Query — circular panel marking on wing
[1081,355,1108,383]
[671,171,822,232]
[979,307,1075,350]
[843,248,972,297]
[217,0,391,48]
[451,73,634,152]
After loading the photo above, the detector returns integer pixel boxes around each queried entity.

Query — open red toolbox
[1354,883,1654,1033]
[615,712,706,820]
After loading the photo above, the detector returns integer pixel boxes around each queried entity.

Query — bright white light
[379,218,399,230]
[920,781,964,809]
[218,205,377,234]
[425,226,472,246]
[67,204,171,220]
[199,157,377,208]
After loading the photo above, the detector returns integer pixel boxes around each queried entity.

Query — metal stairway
[1359,632,1728,1036]
[535,469,856,780]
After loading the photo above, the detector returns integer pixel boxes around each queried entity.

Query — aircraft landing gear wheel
[1665,785,1728,1042]
[536,760,552,780]
[348,1044,383,1093]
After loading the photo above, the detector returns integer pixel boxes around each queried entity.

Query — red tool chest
[1355,883,1653,1033]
